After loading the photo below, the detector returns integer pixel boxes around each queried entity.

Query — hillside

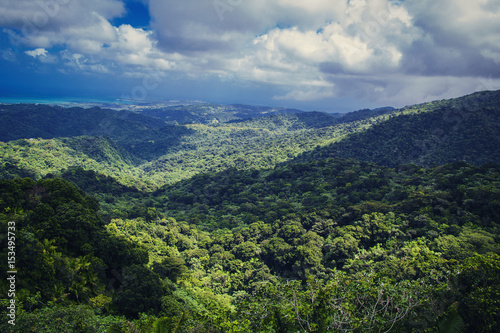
[2,91,500,190]
[0,104,166,142]
[0,136,153,188]
[296,90,500,167]
[1,90,500,332]
[3,158,499,332]
[0,104,199,161]
[0,104,393,187]
[137,103,306,124]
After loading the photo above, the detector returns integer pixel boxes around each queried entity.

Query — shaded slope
[139,103,304,124]
[0,104,165,141]
[0,104,195,160]
[54,166,140,196]
[295,90,500,167]
[227,111,340,130]
[151,156,500,234]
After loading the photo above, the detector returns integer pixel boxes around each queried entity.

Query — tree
[455,254,500,332]
[242,270,428,332]
[113,265,176,319]
[152,257,188,283]
[2,304,125,333]
[261,237,295,271]
[231,241,260,261]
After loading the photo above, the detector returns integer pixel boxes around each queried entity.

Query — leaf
[437,303,466,333]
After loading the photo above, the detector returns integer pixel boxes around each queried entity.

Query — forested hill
[1,91,500,332]
[3,154,499,331]
[296,90,500,167]
[0,103,394,187]
[0,104,166,142]
[137,103,306,124]
[0,104,197,161]
[2,90,500,190]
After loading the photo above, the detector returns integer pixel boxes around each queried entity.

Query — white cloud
[25,48,47,58]
[0,0,177,75]
[138,0,500,104]
[114,24,154,53]
[24,47,58,63]
[1,48,16,62]
[404,0,500,74]
[0,0,125,32]
[0,0,124,51]
[203,0,418,103]
[1,0,500,107]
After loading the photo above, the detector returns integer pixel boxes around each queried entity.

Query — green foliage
[2,158,500,330]
[437,303,466,333]
[0,304,126,333]
[4,91,500,192]
[1,92,500,331]
[0,136,151,189]
[0,99,414,189]
[299,91,500,167]
[240,271,430,332]
[0,178,150,322]
[152,257,188,283]
[454,254,500,332]
[138,103,312,125]
[113,264,174,319]
[151,311,190,333]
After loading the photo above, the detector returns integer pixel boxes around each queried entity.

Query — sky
[0,0,500,112]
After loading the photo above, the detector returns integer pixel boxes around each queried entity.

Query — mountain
[227,111,340,129]
[0,104,199,161]
[0,103,390,187]
[338,106,395,123]
[2,91,500,189]
[137,103,305,124]
[1,90,500,332]
[296,90,500,167]
[0,104,166,142]
[0,136,153,189]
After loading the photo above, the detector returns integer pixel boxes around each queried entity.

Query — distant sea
[0,96,203,108]
[0,96,126,105]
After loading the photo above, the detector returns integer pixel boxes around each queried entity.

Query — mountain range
[1,90,499,189]
[1,90,500,332]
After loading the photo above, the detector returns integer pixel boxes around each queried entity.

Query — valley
[1,90,499,332]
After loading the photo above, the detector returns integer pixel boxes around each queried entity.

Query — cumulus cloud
[0,0,179,75]
[25,48,48,58]
[141,0,424,102]
[0,0,126,54]
[1,0,500,108]
[209,0,423,103]
[402,0,500,76]
[0,0,124,26]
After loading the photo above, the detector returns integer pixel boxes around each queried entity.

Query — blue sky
[1,0,500,112]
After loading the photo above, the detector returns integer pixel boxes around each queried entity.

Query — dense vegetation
[1,90,500,332]
[138,103,307,124]
[0,104,392,187]
[298,92,500,167]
